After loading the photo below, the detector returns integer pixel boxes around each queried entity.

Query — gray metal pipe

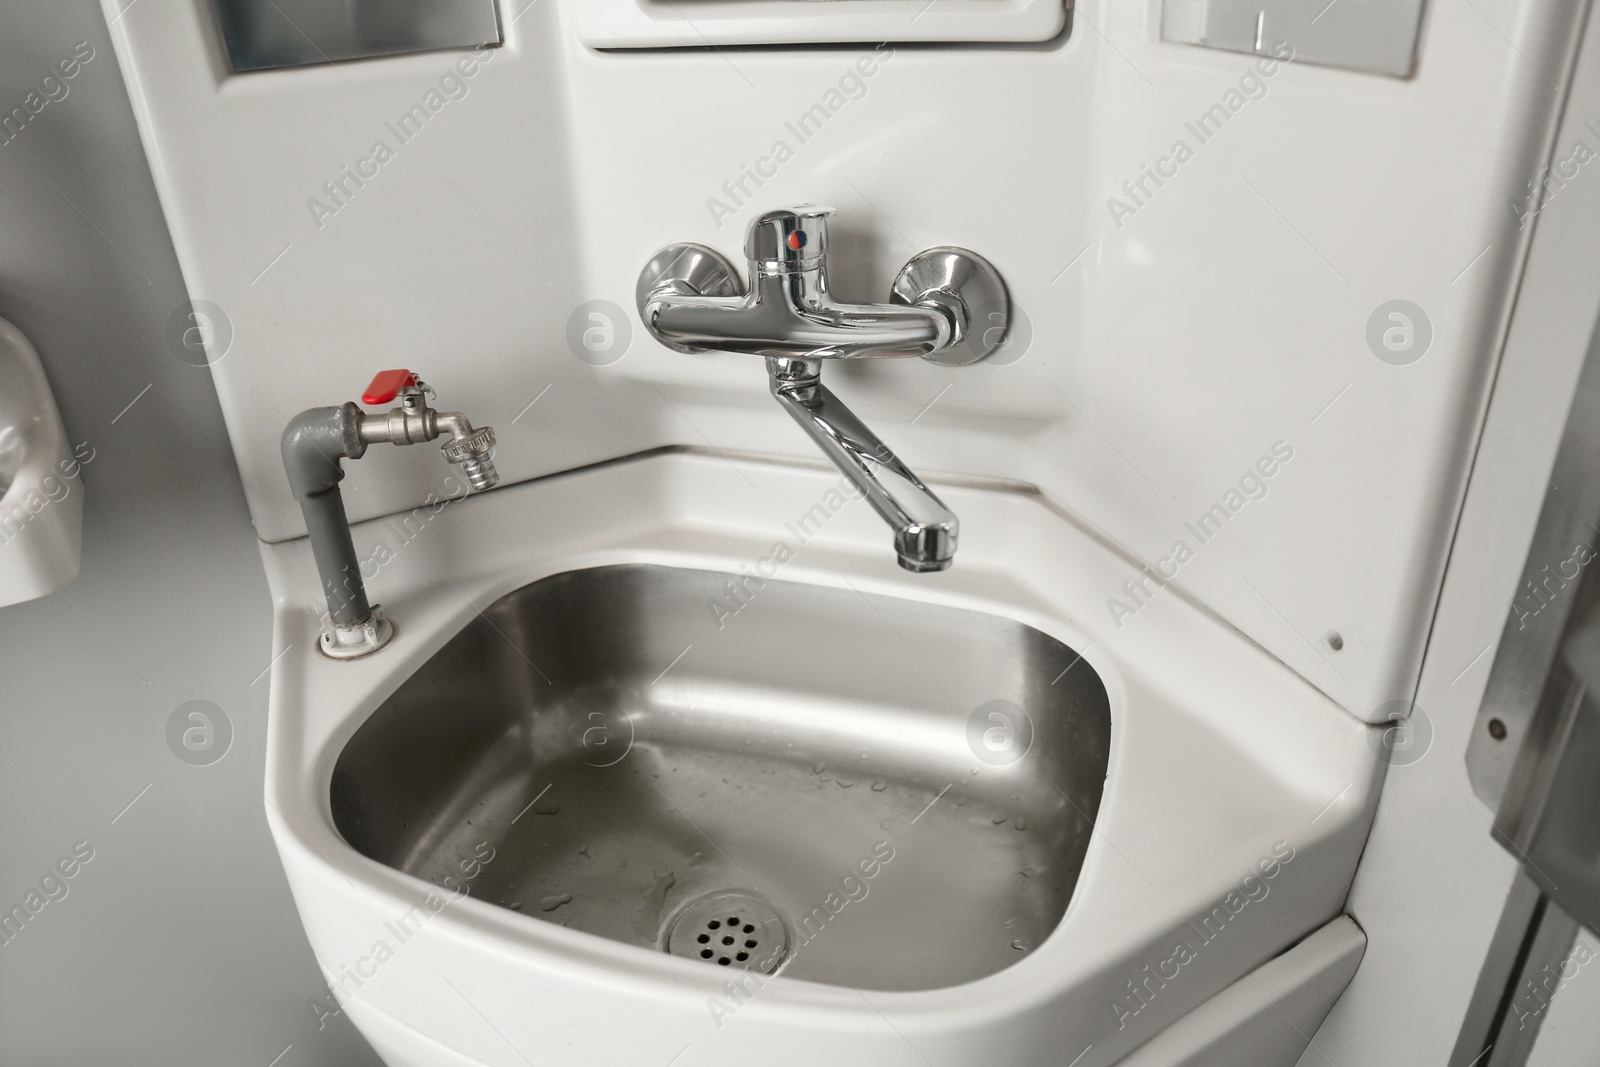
[281,403,370,627]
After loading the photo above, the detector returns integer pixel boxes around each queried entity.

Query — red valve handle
[362,369,418,406]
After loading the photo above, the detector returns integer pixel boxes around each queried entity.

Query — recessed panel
[211,0,501,72]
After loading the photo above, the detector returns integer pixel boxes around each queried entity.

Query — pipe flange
[635,243,744,353]
[890,247,1010,367]
[318,605,395,660]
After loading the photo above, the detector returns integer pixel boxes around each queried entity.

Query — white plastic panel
[260,450,1380,1067]
[1119,916,1366,1066]
[575,0,1066,48]
[100,0,1582,722]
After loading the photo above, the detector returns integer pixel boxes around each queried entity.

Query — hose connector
[441,426,497,491]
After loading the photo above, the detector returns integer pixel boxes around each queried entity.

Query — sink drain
[665,890,789,974]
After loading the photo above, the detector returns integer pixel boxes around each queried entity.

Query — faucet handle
[363,369,435,414]
[361,369,419,406]
[745,205,832,272]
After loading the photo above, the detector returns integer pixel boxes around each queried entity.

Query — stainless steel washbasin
[331,564,1110,992]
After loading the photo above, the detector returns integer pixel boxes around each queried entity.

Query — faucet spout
[768,358,957,572]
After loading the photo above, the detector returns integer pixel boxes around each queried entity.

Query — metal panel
[1450,872,1581,1067]
[1497,625,1600,936]
[210,0,500,72]
[1469,317,1600,810]
[1162,0,1428,77]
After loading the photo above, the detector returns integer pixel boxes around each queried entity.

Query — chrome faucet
[281,370,497,659]
[636,205,1009,572]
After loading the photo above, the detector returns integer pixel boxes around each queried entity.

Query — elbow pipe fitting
[282,403,372,630]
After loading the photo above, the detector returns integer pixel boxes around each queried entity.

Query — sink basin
[264,451,1379,1067]
[330,563,1111,992]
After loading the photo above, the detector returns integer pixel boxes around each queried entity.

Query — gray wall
[0,2,379,1063]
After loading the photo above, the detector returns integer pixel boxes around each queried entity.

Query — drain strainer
[665,890,789,974]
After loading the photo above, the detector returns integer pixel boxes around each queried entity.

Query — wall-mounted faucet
[281,371,497,659]
[636,205,1009,572]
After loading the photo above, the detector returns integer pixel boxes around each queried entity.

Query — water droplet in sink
[579,844,590,858]
[632,868,677,939]
[813,762,827,774]
[533,796,561,816]
[1014,817,1027,831]
[509,902,524,911]
[871,780,887,792]
[992,813,1009,825]
[541,893,573,912]
[837,777,855,788]
[1011,939,1031,952]
[1020,867,1037,878]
